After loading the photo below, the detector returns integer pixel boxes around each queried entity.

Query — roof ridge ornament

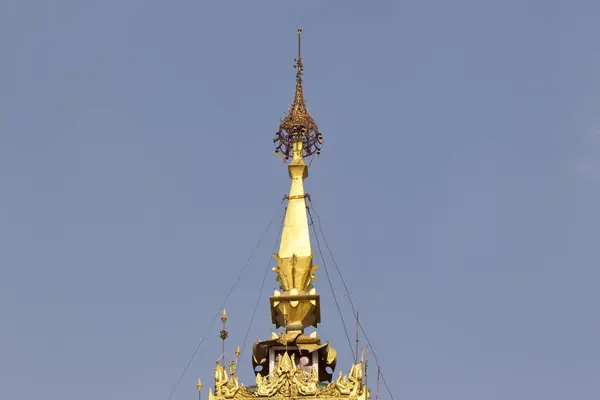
[274,28,324,160]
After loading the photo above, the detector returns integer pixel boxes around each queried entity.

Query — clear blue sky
[1,1,599,399]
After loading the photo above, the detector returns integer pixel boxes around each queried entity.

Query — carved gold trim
[210,353,368,400]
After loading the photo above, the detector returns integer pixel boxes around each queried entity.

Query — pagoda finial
[249,29,340,385]
[273,28,323,160]
[268,30,321,335]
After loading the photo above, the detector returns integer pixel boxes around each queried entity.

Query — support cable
[308,208,357,363]
[239,212,285,358]
[164,207,281,400]
[309,200,395,400]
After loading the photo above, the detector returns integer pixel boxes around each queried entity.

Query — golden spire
[275,28,320,259]
[278,140,311,258]
[270,29,321,333]
[209,30,369,400]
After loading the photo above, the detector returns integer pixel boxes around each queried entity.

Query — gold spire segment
[278,141,311,258]
[271,140,320,331]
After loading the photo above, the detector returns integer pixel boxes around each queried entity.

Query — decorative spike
[220,309,228,366]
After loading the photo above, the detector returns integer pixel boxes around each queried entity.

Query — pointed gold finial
[235,345,241,359]
[273,28,323,160]
[197,378,203,392]
[219,309,228,366]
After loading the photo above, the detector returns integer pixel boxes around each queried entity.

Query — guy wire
[239,212,285,358]
[164,206,281,400]
[308,208,357,363]
[309,199,395,400]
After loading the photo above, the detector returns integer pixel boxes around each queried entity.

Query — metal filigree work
[273,28,324,160]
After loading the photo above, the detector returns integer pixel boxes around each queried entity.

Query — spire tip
[272,29,323,160]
